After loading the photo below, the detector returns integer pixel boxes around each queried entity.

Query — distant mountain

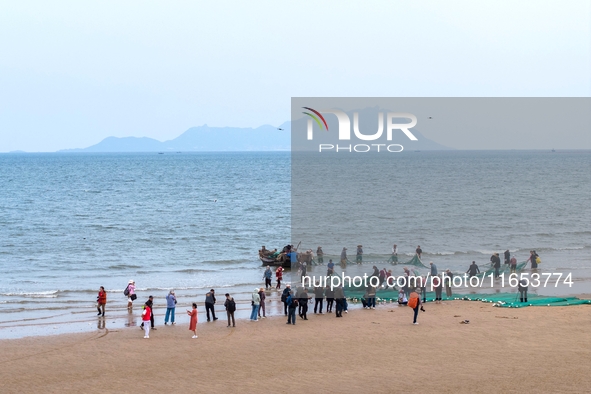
[60,119,451,152]
[61,123,292,152]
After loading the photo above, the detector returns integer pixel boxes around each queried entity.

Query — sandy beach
[1,300,589,393]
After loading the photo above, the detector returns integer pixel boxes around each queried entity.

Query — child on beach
[96,286,106,316]
[187,303,198,338]
[142,302,151,339]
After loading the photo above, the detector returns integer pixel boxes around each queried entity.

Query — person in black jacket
[529,250,539,269]
[299,287,309,320]
[491,253,501,278]
[313,285,324,314]
[334,286,345,317]
[286,291,298,325]
[205,289,218,322]
[281,284,291,316]
[224,293,236,327]
[467,261,480,277]
[325,285,335,313]
[518,278,528,302]
[504,250,511,265]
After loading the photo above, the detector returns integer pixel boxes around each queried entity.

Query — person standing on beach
[313,285,324,314]
[205,289,218,322]
[325,284,334,313]
[340,247,348,268]
[419,275,427,303]
[263,266,273,289]
[467,261,480,277]
[258,288,266,319]
[300,261,307,283]
[149,296,156,329]
[445,270,453,298]
[327,259,335,276]
[379,267,387,288]
[97,286,106,317]
[224,293,236,327]
[142,301,152,338]
[187,303,198,338]
[140,296,156,330]
[250,288,260,321]
[297,287,309,320]
[334,286,345,317]
[276,266,284,289]
[366,285,376,309]
[510,256,517,274]
[504,250,511,265]
[416,246,422,259]
[281,284,291,315]
[518,278,528,302]
[429,262,438,276]
[126,280,136,311]
[433,276,443,303]
[408,288,421,325]
[316,247,324,265]
[384,269,393,289]
[286,291,298,325]
[164,290,177,325]
[356,245,363,265]
[402,270,410,298]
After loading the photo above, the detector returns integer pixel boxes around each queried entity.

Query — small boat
[259,244,299,268]
[552,149,556,152]
[259,255,291,268]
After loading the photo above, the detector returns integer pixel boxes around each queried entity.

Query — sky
[0,0,589,152]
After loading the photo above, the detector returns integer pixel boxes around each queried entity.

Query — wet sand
[0,301,589,393]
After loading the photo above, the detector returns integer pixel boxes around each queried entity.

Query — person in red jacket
[96,286,107,317]
[142,302,152,339]
[276,266,284,289]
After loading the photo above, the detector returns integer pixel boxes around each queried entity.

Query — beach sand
[0,301,589,393]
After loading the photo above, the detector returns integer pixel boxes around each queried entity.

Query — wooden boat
[259,255,291,268]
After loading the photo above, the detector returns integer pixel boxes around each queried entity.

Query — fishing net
[341,288,590,308]
[313,253,429,268]
[473,261,528,278]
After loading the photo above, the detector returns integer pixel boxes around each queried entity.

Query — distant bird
[277,128,284,130]
[428,116,432,119]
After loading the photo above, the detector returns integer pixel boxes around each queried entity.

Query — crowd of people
[93,245,539,339]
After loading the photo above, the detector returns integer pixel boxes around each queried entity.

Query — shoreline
[1,287,589,340]
[1,300,589,393]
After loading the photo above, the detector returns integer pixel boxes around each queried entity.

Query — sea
[0,151,589,338]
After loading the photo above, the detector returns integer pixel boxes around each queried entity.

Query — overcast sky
[0,0,589,152]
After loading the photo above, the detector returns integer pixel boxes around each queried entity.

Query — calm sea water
[0,151,589,338]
